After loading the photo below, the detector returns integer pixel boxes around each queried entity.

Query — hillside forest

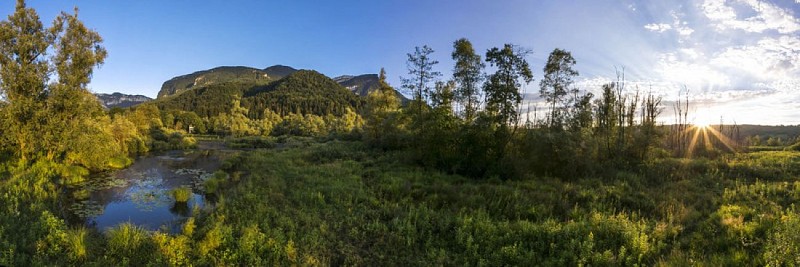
[2,1,800,266]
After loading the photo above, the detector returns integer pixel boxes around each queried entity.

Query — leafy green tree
[224,99,258,137]
[0,0,56,162]
[451,38,484,122]
[539,48,578,128]
[401,45,441,113]
[418,81,459,169]
[483,44,533,129]
[595,83,619,159]
[364,68,403,148]
[0,1,116,169]
[479,44,533,178]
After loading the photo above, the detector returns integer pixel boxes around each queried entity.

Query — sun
[693,113,717,129]
[694,120,710,129]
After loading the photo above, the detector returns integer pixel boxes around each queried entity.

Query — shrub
[171,187,192,203]
[105,223,153,265]
[66,228,89,262]
[204,171,228,194]
[785,141,800,152]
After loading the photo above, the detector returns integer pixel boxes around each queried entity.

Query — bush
[785,142,800,152]
[105,223,153,265]
[226,136,275,149]
[171,187,192,203]
[204,171,228,194]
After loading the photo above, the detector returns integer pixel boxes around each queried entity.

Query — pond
[66,144,231,233]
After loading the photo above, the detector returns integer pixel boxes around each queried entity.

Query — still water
[68,147,227,233]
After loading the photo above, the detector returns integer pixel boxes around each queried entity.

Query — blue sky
[2,0,799,125]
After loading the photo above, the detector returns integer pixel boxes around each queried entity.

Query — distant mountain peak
[95,92,152,108]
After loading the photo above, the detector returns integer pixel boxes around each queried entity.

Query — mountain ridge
[156,64,405,101]
[95,92,152,108]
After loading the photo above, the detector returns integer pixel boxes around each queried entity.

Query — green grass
[2,140,800,265]
[171,187,192,203]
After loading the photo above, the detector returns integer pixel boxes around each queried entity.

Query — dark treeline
[364,39,667,179]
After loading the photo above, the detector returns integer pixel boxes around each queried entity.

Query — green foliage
[105,223,153,265]
[226,136,276,149]
[363,68,406,149]
[158,66,275,98]
[540,48,578,127]
[171,187,192,203]
[785,141,800,151]
[763,209,800,266]
[156,81,251,118]
[203,171,228,194]
[243,70,364,118]
[484,43,533,127]
[452,38,484,122]
[2,138,800,265]
[401,45,442,106]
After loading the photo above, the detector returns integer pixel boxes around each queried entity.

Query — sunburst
[684,123,738,158]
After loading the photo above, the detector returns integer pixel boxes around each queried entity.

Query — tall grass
[171,187,192,203]
[2,140,800,265]
[105,223,152,265]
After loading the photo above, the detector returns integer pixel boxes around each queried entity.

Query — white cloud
[679,48,702,59]
[656,52,731,89]
[644,23,672,32]
[630,1,800,124]
[702,0,800,33]
[711,35,800,80]
[643,10,694,41]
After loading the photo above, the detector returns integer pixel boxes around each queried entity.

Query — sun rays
[684,123,739,158]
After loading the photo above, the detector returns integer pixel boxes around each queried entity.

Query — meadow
[2,137,798,266]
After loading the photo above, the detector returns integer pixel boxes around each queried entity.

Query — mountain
[242,70,364,118]
[157,66,274,98]
[335,74,409,102]
[154,70,364,119]
[158,65,407,101]
[335,74,378,97]
[264,65,298,79]
[95,92,152,108]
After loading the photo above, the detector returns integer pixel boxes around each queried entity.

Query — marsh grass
[3,140,800,265]
[171,187,192,203]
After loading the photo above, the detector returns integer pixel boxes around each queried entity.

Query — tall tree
[364,68,402,147]
[45,8,108,162]
[0,1,113,169]
[0,0,55,162]
[451,38,484,122]
[539,48,578,128]
[483,44,533,129]
[401,45,441,113]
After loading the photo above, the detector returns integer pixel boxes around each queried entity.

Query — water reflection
[68,148,226,233]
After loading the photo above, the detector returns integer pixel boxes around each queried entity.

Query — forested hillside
[242,70,364,117]
[157,66,275,98]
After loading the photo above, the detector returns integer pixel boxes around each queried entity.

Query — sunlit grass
[171,187,192,203]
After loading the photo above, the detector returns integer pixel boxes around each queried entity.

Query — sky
[2,0,799,125]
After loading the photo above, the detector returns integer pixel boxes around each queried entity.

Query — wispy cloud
[566,0,799,125]
[702,0,800,33]
[644,23,672,32]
